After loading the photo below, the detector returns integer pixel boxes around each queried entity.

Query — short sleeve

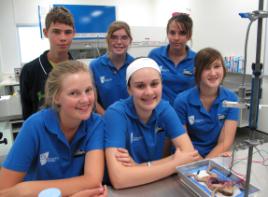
[103,107,127,148]
[85,116,104,151]
[226,92,240,121]
[2,119,38,172]
[173,94,188,125]
[158,102,185,139]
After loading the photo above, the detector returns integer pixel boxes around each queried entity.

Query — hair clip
[172,12,189,17]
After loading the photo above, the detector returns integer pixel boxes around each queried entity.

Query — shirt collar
[162,45,195,60]
[124,97,139,119]
[43,108,62,135]
[214,86,229,104]
[43,108,87,141]
[189,86,229,106]
[102,53,134,69]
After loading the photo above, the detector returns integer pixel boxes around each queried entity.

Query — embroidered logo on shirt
[155,127,164,133]
[39,152,59,166]
[73,150,86,157]
[40,152,49,166]
[188,115,195,125]
[130,132,143,143]
[100,76,112,84]
[183,69,193,76]
[37,91,45,102]
[218,114,225,120]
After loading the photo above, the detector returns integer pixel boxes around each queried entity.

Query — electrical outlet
[14,68,21,82]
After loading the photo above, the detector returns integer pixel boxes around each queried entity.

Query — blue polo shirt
[90,53,134,109]
[104,97,185,163]
[3,108,104,181]
[148,45,196,105]
[173,86,239,157]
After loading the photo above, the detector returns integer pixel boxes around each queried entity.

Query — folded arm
[0,150,104,196]
[107,134,200,189]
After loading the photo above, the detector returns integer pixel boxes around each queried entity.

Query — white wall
[0,41,3,82]
[152,0,194,27]
[0,0,21,77]
[259,78,268,131]
[13,0,39,25]
[191,0,260,74]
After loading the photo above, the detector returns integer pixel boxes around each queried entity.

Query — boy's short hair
[45,6,74,30]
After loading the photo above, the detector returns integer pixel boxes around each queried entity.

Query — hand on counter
[0,184,108,197]
[173,149,202,166]
[70,185,108,197]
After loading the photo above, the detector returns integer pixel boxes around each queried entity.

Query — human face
[44,22,74,54]
[108,28,131,56]
[167,20,190,52]
[200,59,224,90]
[128,68,162,117]
[55,71,95,125]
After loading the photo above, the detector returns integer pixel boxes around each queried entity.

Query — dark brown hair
[166,14,193,37]
[194,47,226,86]
[45,6,74,30]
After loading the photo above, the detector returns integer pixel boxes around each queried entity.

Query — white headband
[126,57,161,84]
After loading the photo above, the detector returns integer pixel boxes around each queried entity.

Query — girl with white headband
[104,57,201,189]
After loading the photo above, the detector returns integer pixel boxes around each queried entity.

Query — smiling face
[128,68,162,119]
[194,48,226,91]
[200,59,224,90]
[107,28,131,56]
[55,71,95,124]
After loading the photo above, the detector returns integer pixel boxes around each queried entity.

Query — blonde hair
[44,60,94,110]
[106,21,132,44]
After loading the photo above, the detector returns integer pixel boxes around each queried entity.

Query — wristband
[147,161,151,167]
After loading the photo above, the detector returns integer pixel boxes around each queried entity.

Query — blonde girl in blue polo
[0,61,107,196]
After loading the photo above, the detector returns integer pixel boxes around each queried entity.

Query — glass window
[17,26,49,64]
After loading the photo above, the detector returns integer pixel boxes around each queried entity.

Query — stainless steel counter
[108,174,194,197]
[109,143,268,197]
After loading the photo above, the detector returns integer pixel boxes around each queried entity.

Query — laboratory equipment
[225,1,268,196]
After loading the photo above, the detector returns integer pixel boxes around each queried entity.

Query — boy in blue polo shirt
[0,61,106,196]
[149,13,196,105]
[90,21,134,115]
[173,48,239,158]
[104,57,200,189]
